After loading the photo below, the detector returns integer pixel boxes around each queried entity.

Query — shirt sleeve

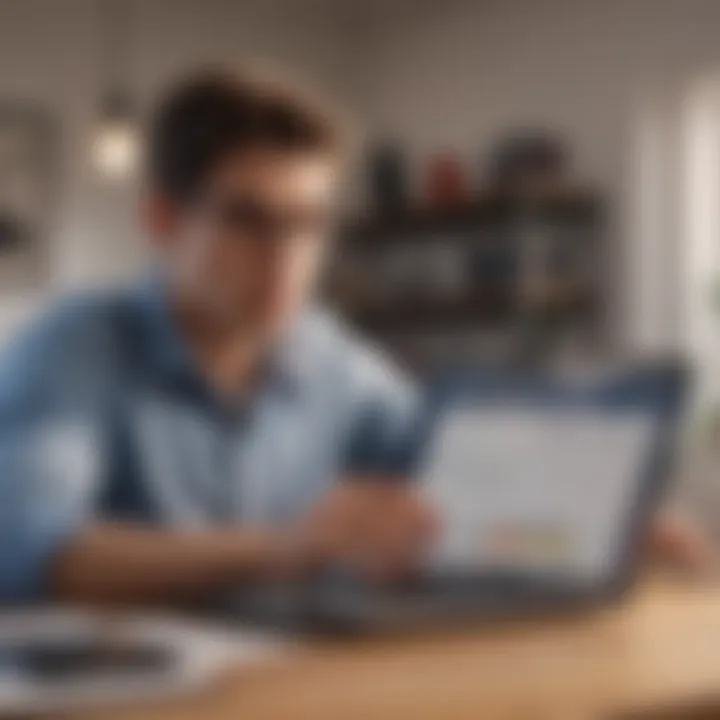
[0,303,109,602]
[342,349,424,478]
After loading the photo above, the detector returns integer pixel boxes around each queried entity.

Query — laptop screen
[420,392,664,584]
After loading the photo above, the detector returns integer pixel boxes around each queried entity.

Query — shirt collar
[133,274,196,384]
[132,273,309,400]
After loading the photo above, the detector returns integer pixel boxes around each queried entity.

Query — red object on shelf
[426,153,468,208]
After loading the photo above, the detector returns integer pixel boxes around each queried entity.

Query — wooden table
[76,579,720,720]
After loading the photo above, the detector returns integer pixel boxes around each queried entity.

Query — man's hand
[285,480,439,581]
[644,513,717,576]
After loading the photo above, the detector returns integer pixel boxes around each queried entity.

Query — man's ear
[139,189,179,247]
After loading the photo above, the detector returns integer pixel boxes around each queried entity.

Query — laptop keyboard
[315,571,570,617]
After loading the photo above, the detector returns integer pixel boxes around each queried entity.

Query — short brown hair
[147,69,344,202]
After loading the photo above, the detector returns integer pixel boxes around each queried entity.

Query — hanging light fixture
[92,0,139,180]
[93,91,139,179]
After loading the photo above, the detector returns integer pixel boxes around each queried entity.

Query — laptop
[216,360,688,634]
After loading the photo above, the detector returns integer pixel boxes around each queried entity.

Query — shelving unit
[328,191,605,370]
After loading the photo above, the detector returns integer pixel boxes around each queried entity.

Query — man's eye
[221,201,269,228]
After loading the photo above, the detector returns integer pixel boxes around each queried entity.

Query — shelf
[341,192,602,247]
[345,287,597,336]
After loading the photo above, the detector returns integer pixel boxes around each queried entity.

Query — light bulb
[93,117,139,180]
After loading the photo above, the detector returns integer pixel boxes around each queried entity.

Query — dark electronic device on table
[216,361,687,634]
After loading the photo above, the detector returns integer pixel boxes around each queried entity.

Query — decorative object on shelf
[485,131,569,201]
[0,103,57,293]
[426,152,468,208]
[367,143,407,215]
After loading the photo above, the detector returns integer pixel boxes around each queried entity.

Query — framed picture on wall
[0,103,57,293]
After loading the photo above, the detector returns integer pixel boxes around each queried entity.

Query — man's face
[146,147,338,340]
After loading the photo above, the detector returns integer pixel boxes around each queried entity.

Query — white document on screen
[421,406,656,582]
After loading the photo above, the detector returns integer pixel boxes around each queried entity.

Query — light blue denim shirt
[0,279,420,601]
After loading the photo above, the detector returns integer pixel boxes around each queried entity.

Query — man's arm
[48,523,288,606]
[49,479,436,606]
[645,513,718,575]
[0,305,294,606]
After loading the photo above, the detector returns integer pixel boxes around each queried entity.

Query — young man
[0,70,709,607]
[0,72,435,605]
